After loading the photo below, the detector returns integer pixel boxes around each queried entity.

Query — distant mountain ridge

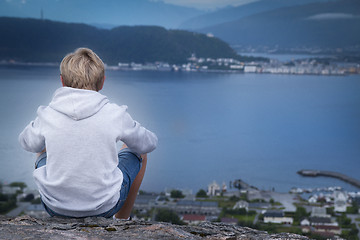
[0,0,204,29]
[0,17,244,64]
[180,0,329,30]
[198,0,360,50]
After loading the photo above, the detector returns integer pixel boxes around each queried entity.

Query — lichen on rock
[0,215,309,240]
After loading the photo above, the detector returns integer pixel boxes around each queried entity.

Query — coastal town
[1,177,360,240]
[105,53,360,76]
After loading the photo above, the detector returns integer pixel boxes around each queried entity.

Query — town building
[174,200,220,216]
[302,225,341,238]
[233,200,249,211]
[182,214,206,225]
[308,195,318,204]
[1,186,21,195]
[207,181,221,196]
[334,191,347,212]
[133,194,159,212]
[309,216,338,226]
[314,225,341,235]
[244,65,257,73]
[311,207,330,218]
[300,218,310,226]
[25,204,48,218]
[263,211,293,224]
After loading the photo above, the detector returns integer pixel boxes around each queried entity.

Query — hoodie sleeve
[19,117,45,153]
[119,109,158,155]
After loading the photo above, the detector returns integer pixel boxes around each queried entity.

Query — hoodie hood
[49,87,109,120]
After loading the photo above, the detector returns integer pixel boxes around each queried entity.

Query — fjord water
[1,65,359,193]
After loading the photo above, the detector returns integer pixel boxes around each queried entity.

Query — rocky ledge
[0,215,309,240]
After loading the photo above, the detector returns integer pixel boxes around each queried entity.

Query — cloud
[161,0,260,10]
[307,13,359,20]
[4,0,27,3]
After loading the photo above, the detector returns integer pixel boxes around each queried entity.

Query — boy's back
[19,48,157,217]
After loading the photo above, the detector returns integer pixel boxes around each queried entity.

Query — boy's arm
[120,111,158,155]
[19,117,45,153]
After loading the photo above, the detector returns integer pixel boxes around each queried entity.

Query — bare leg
[115,147,147,219]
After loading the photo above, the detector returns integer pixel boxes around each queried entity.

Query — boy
[19,48,158,219]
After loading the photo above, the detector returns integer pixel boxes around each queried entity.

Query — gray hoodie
[19,87,158,217]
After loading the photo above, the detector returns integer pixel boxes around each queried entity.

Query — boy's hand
[141,154,147,162]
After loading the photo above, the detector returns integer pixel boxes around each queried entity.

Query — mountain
[0,0,204,29]
[198,0,360,50]
[0,17,243,64]
[180,0,329,30]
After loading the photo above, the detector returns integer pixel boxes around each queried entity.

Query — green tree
[294,206,308,222]
[347,201,359,214]
[326,207,334,216]
[170,190,185,199]
[22,193,34,202]
[337,213,352,228]
[9,182,27,190]
[155,209,184,225]
[0,194,17,214]
[229,195,240,202]
[31,197,42,204]
[196,189,208,198]
[340,225,359,240]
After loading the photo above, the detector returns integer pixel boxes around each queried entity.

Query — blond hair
[60,48,105,91]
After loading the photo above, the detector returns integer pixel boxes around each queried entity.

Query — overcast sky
[3,0,260,11]
[161,0,260,10]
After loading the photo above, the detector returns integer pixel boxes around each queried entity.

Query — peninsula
[0,17,264,65]
[297,169,360,189]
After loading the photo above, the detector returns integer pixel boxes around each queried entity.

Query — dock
[297,169,360,189]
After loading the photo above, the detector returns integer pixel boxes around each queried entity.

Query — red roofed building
[182,214,206,225]
[314,225,341,235]
[302,225,341,238]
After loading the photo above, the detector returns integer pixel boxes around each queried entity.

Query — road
[6,202,31,217]
[248,190,297,212]
[347,213,360,240]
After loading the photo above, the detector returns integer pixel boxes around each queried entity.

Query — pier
[297,169,360,189]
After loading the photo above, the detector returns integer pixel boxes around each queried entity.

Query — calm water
[1,65,360,193]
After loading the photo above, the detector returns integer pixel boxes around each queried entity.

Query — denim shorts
[35,148,142,218]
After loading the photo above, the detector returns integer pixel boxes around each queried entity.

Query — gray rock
[0,215,309,240]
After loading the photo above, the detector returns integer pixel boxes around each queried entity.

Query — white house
[263,211,293,224]
[233,200,249,211]
[244,65,257,73]
[311,207,330,218]
[308,195,318,203]
[1,186,21,195]
[300,218,310,226]
[208,181,221,196]
[334,191,347,212]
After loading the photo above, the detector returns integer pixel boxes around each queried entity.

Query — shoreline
[0,61,358,76]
